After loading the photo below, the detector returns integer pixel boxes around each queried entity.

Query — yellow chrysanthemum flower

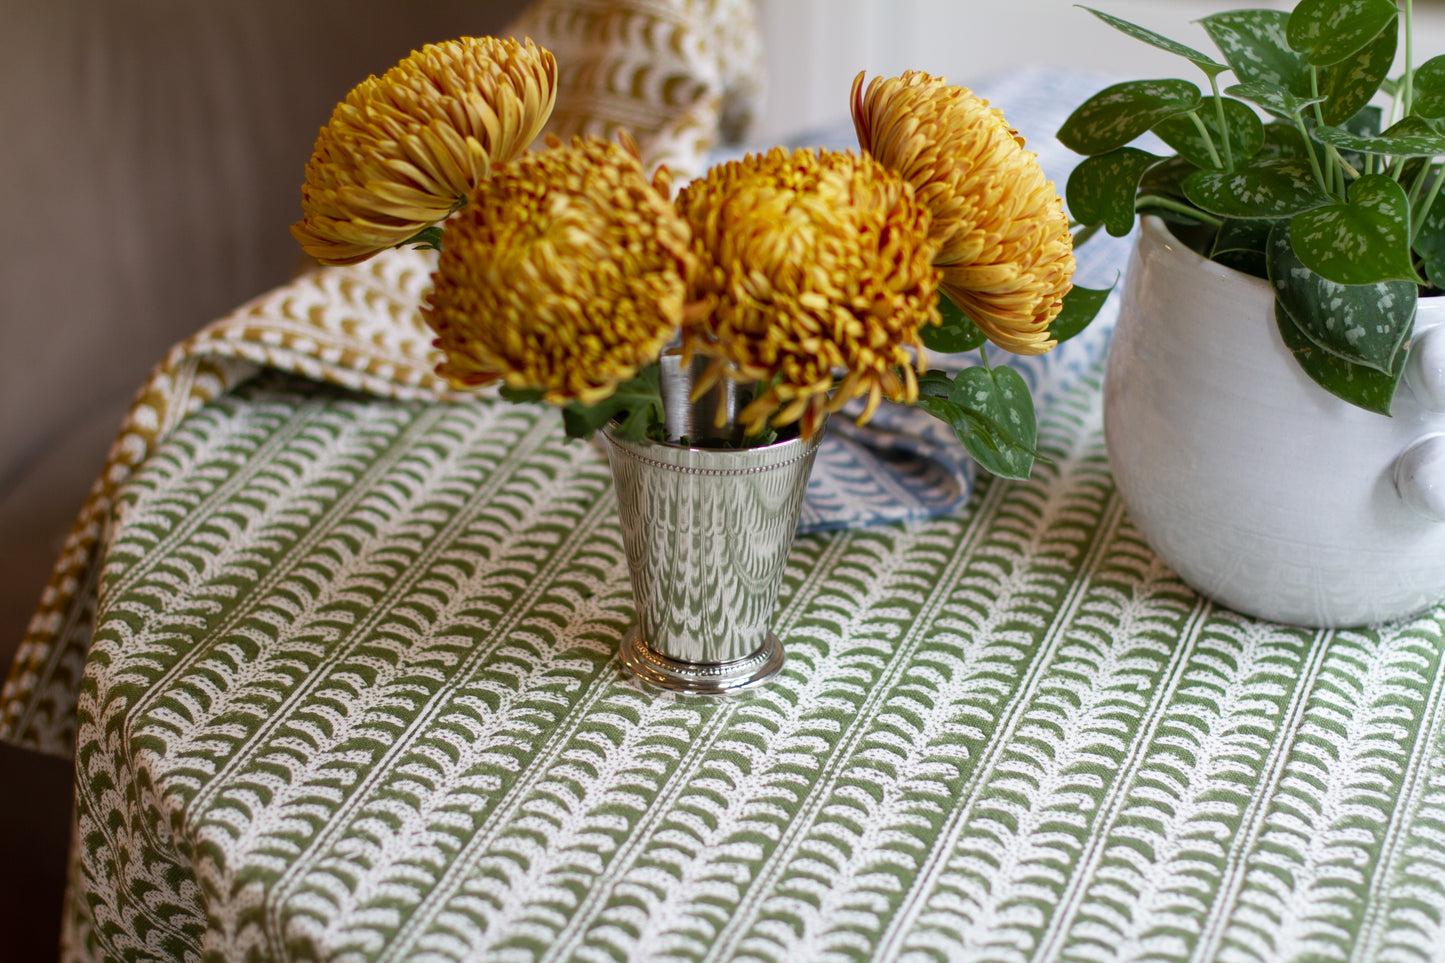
[423,136,694,406]
[852,70,1074,355]
[292,36,557,266]
[676,147,942,439]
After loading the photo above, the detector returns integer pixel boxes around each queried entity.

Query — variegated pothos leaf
[1067,147,1164,236]
[1286,0,1398,67]
[1289,174,1421,286]
[1058,79,1201,156]
[1267,219,1415,377]
[1183,160,1332,218]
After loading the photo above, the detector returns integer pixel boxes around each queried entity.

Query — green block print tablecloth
[60,367,1445,962]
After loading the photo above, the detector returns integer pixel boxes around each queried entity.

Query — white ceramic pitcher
[1105,217,1445,627]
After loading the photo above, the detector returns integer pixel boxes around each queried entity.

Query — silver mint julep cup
[601,355,823,693]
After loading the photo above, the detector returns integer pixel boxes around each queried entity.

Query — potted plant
[1061,0,1445,626]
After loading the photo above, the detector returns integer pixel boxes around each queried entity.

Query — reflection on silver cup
[602,356,822,693]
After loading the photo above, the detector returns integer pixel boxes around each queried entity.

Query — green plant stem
[1206,74,1235,170]
[1187,110,1225,169]
[1413,169,1445,243]
[1307,68,1341,196]
[1405,0,1417,119]
[1294,115,1334,197]
[1409,159,1433,207]
[1135,194,1223,227]
[1328,146,1360,182]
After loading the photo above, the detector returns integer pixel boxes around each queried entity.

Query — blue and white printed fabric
[789,68,1132,533]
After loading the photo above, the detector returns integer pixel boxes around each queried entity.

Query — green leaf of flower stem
[1226,81,1326,121]
[1076,6,1229,77]
[1048,281,1115,345]
[1413,56,1445,118]
[1289,174,1422,285]
[956,366,1038,480]
[1183,160,1332,218]
[498,385,547,404]
[400,224,446,252]
[915,368,1039,480]
[1267,221,1415,374]
[1066,147,1164,236]
[913,372,972,445]
[1153,97,1266,169]
[916,369,954,402]
[1274,298,1404,414]
[1057,79,1201,156]
[1210,218,1274,277]
[915,371,998,452]
[1414,189,1445,289]
[922,293,988,353]
[1202,10,1311,92]
[1313,118,1445,158]
[561,367,663,441]
[1286,0,1398,67]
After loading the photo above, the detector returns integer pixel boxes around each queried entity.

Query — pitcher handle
[1405,323,1445,412]
[1396,433,1445,522]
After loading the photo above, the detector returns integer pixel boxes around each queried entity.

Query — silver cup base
[619,627,785,694]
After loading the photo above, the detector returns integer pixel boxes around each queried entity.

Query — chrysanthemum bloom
[676,147,942,438]
[852,70,1074,355]
[423,136,694,405]
[292,36,557,265]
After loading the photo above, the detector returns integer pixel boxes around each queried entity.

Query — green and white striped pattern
[64,369,1445,963]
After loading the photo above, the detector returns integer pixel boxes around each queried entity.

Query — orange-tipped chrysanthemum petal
[292,36,557,265]
[423,137,693,405]
[852,70,1074,355]
[675,147,941,438]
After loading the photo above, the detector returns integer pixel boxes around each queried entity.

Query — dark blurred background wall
[0,4,527,958]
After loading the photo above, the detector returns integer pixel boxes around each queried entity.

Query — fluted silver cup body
[602,421,822,693]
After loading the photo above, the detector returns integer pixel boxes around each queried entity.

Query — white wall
[753,0,1445,141]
